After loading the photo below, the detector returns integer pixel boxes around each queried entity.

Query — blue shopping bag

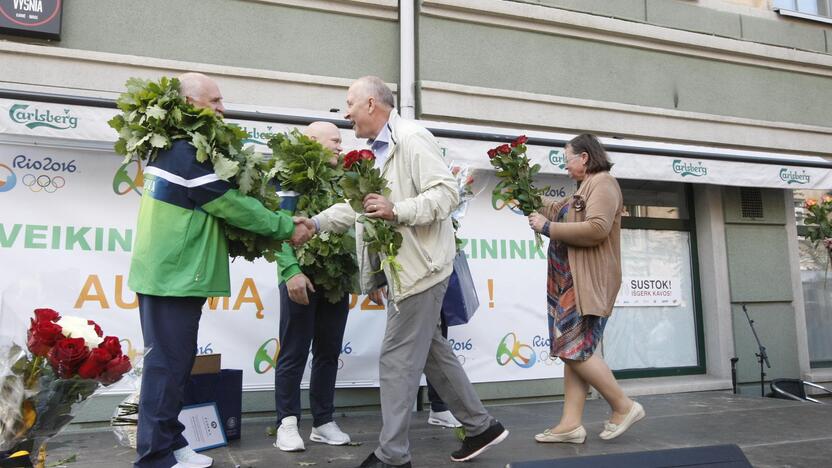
[184,369,243,440]
[441,251,480,326]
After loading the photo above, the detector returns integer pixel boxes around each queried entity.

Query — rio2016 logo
[253,338,281,374]
[492,186,567,215]
[10,154,76,193]
[491,190,526,216]
[531,335,561,366]
[448,337,473,365]
[113,158,144,196]
[307,341,352,370]
[0,163,16,192]
[495,332,536,368]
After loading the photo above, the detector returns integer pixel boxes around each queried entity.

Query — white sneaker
[274,416,306,452]
[428,410,462,428]
[172,445,213,468]
[309,421,351,445]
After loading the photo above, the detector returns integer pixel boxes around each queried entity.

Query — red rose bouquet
[339,149,403,292]
[487,135,546,246]
[1,308,132,466]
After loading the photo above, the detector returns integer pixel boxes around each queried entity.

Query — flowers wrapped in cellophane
[0,308,132,467]
[449,163,476,251]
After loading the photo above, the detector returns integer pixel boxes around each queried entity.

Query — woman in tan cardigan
[527,134,644,444]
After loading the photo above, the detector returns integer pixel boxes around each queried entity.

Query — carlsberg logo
[240,126,277,145]
[548,149,566,169]
[9,104,79,131]
[779,168,810,185]
[672,159,707,177]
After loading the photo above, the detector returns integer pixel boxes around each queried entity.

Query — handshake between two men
[287,193,397,247]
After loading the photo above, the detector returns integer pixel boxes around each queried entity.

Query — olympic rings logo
[496,332,537,368]
[538,350,561,366]
[21,173,65,193]
[308,358,345,370]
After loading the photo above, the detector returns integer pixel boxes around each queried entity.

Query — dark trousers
[135,294,204,468]
[274,284,349,428]
[426,317,449,412]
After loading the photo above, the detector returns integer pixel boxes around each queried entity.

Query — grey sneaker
[428,410,462,428]
[310,421,351,445]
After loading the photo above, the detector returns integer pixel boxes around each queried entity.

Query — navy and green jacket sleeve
[185,155,295,239]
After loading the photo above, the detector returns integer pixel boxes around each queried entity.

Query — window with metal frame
[605,180,706,379]
[794,189,832,368]
[773,0,832,23]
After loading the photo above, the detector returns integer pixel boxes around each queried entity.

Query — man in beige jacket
[300,76,508,468]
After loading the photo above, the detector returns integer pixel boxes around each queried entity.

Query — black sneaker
[450,420,509,462]
[356,452,412,468]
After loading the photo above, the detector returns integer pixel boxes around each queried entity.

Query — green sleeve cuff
[275,241,302,284]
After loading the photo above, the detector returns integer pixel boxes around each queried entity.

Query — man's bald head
[178,72,226,116]
[304,121,343,162]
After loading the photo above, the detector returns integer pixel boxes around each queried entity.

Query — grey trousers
[375,278,493,465]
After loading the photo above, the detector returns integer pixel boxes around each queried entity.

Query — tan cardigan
[542,171,623,318]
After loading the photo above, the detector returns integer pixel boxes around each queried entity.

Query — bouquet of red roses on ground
[339,149,403,292]
[487,135,546,247]
[1,308,132,466]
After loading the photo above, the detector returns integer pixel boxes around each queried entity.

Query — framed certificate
[178,402,227,451]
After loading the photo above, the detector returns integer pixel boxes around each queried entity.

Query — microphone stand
[742,304,771,397]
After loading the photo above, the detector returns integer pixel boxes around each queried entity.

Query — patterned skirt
[547,205,607,361]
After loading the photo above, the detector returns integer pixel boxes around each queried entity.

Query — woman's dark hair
[567,133,613,174]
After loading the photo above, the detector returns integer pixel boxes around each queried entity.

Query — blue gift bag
[184,369,243,440]
[441,251,480,326]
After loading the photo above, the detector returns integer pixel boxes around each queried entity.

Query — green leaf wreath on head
[268,130,359,303]
[108,76,284,262]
